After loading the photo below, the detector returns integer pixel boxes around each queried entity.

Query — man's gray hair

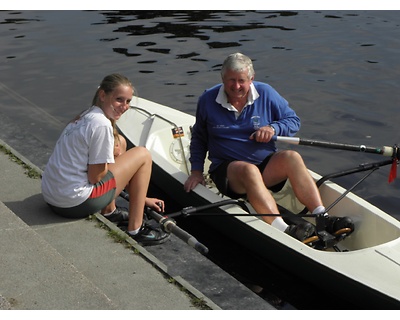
[221,53,255,79]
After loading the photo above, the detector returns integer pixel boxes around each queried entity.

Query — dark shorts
[210,153,287,199]
[47,170,117,219]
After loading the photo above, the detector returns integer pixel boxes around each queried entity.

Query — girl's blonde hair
[91,73,135,136]
[70,74,135,129]
[92,73,134,106]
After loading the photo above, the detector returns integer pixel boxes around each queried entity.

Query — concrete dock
[0,138,274,310]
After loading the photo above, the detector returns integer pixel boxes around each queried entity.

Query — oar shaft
[120,191,209,255]
[146,208,209,255]
[273,136,395,157]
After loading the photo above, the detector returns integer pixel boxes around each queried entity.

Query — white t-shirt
[41,106,115,208]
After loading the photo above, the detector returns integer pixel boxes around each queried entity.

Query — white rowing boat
[117,96,400,309]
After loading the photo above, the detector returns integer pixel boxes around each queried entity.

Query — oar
[145,207,209,255]
[168,198,321,218]
[119,191,209,255]
[272,136,399,183]
[271,136,399,158]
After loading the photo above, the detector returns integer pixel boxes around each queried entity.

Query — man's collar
[216,83,259,111]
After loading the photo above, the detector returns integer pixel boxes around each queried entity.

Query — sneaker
[128,222,170,246]
[325,216,355,236]
[285,222,316,243]
[104,206,129,224]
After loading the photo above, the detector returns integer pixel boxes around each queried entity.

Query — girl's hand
[145,197,165,212]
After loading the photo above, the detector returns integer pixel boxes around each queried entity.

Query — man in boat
[184,52,354,243]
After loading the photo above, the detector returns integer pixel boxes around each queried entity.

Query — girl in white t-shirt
[41,74,169,246]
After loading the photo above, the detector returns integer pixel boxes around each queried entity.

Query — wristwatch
[268,125,276,135]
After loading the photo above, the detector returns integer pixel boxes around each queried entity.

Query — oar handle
[272,136,397,157]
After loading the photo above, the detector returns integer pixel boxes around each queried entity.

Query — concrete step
[0,201,118,309]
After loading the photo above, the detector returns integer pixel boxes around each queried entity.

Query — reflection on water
[1,10,400,309]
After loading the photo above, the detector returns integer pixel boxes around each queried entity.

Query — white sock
[312,206,326,215]
[127,227,141,236]
[271,217,289,232]
[103,208,116,217]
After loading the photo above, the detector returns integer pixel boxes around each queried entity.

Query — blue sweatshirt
[189,81,300,173]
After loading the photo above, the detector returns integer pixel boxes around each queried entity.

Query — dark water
[1,10,400,309]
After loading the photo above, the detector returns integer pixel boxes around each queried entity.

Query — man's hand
[184,170,205,192]
[249,125,275,143]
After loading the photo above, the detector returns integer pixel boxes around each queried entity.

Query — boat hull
[117,97,400,309]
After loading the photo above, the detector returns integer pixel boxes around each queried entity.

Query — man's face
[222,68,253,100]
